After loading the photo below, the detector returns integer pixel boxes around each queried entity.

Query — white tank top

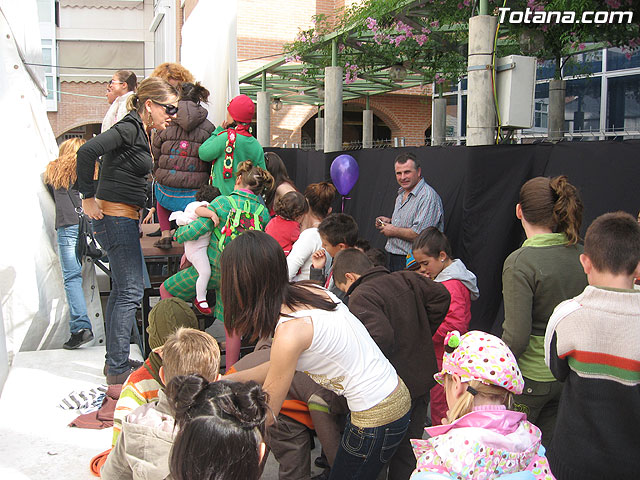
[276,290,398,412]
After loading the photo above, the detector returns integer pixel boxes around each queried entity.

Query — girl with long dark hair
[223,231,411,480]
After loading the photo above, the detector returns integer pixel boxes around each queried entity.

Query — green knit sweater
[502,233,587,381]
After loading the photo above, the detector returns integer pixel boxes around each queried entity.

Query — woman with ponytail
[168,376,270,480]
[77,76,179,385]
[44,138,96,350]
[148,82,216,250]
[501,175,587,447]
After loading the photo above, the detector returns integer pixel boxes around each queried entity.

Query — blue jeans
[57,224,92,334]
[92,215,144,376]
[329,410,411,480]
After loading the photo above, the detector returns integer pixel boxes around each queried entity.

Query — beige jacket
[101,390,176,480]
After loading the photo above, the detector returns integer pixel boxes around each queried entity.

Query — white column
[256,91,270,147]
[324,66,343,153]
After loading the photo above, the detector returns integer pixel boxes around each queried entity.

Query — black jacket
[347,266,450,398]
[77,111,152,208]
[49,184,81,230]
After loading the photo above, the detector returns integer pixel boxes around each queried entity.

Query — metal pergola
[238,0,475,106]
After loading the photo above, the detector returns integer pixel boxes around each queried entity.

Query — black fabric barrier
[265,141,640,334]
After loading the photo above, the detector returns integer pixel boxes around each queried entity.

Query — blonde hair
[443,374,514,424]
[44,138,97,190]
[126,76,179,114]
[162,328,221,383]
[236,161,275,197]
[151,62,195,85]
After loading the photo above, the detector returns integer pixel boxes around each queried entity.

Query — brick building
[41,0,432,146]
[183,0,432,147]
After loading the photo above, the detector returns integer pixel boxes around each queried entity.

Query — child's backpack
[215,197,265,250]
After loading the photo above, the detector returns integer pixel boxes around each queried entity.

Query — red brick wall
[48,82,110,139]
[341,92,432,147]
[181,0,433,147]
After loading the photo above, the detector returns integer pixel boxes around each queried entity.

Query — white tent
[180,0,240,127]
[0,0,103,394]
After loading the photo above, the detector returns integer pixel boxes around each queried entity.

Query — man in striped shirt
[376,153,444,272]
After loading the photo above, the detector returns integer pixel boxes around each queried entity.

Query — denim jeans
[92,215,144,376]
[329,409,411,480]
[57,224,92,334]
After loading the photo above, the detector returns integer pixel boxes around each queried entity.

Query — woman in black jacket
[76,76,179,384]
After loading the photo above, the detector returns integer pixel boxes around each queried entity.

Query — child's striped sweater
[544,286,640,480]
[111,357,162,446]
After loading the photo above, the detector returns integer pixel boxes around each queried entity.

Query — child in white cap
[410,331,555,480]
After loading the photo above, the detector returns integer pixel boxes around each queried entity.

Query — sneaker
[63,329,94,350]
[106,366,136,385]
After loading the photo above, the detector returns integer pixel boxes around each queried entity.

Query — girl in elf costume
[199,94,266,196]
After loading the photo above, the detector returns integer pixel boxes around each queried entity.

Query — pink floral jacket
[411,406,555,480]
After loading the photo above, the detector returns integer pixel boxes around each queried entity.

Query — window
[607,47,640,71]
[445,95,458,138]
[607,74,640,133]
[535,101,548,129]
[536,59,557,81]
[524,83,549,133]
[565,77,601,133]
[564,49,602,77]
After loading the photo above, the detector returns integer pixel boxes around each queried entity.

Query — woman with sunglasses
[102,70,138,132]
[77,76,179,385]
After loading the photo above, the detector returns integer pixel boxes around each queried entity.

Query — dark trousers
[515,377,564,448]
[388,253,407,272]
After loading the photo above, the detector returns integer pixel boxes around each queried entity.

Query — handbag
[67,189,104,263]
[76,212,104,263]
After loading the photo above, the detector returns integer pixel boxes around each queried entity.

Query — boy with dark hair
[355,239,388,268]
[310,213,359,302]
[544,211,640,480]
[333,248,451,480]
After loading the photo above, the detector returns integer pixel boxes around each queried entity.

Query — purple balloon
[330,154,359,196]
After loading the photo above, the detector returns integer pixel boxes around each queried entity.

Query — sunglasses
[108,79,125,86]
[152,100,179,115]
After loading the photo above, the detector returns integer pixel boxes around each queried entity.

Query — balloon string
[341,196,351,212]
